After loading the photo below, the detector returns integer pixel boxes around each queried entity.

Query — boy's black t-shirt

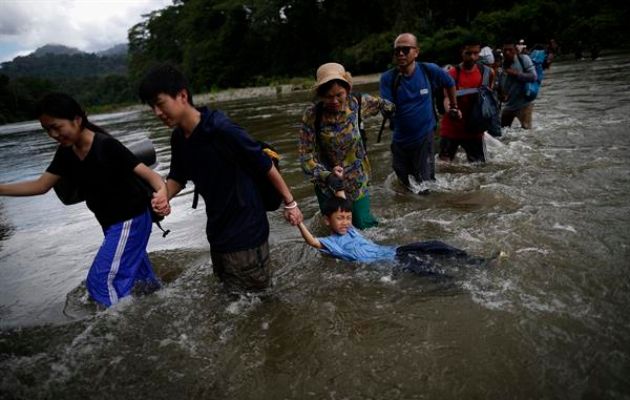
[168,107,272,253]
[46,132,146,227]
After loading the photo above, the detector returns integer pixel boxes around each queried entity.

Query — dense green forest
[1,0,628,124]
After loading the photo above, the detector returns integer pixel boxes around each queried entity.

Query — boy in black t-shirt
[139,64,303,292]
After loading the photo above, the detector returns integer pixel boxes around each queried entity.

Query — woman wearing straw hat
[299,63,394,229]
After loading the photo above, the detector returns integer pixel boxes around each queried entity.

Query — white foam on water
[225,294,262,315]
[552,223,577,233]
[515,247,550,255]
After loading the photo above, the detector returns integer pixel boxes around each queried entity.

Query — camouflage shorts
[210,241,271,292]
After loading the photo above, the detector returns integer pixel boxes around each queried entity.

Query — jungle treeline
[1,0,627,124]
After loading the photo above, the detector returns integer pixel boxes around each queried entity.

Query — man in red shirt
[439,37,495,163]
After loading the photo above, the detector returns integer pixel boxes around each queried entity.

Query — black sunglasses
[394,46,415,55]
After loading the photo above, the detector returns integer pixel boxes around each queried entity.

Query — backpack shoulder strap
[391,68,402,104]
[418,62,440,124]
[479,64,490,87]
[352,92,362,128]
[454,64,462,88]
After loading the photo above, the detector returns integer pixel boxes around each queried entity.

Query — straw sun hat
[313,63,352,92]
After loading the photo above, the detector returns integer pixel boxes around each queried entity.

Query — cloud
[0,0,173,62]
[0,3,32,35]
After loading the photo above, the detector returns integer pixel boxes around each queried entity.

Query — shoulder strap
[479,64,490,87]
[352,92,368,151]
[391,68,402,104]
[419,62,438,121]
[454,64,461,89]
[352,92,364,131]
[313,101,326,158]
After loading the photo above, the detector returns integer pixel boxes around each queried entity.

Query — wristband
[284,201,298,209]
[284,198,294,205]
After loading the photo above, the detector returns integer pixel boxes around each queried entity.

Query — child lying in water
[297,195,484,276]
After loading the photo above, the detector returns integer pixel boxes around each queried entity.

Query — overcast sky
[0,0,174,63]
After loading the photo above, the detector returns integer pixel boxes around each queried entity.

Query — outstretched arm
[0,172,59,196]
[297,222,322,249]
[267,164,303,225]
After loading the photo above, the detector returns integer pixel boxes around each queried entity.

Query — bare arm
[297,222,322,249]
[267,164,303,225]
[0,172,59,196]
[134,163,171,216]
[444,85,462,120]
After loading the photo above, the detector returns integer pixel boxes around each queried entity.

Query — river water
[1,54,629,399]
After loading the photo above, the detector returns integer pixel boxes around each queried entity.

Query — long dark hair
[35,93,108,134]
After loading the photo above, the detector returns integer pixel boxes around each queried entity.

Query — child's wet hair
[322,196,352,217]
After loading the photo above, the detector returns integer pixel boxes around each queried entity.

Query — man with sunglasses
[380,33,459,192]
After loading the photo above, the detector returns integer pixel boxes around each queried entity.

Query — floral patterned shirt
[299,93,394,201]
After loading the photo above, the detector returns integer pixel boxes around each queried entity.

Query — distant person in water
[0,93,167,308]
[496,39,538,129]
[296,181,481,275]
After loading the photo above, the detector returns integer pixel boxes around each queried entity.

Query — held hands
[283,200,303,226]
[151,190,171,217]
[329,166,346,199]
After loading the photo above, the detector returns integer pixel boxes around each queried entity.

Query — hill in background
[0,44,127,79]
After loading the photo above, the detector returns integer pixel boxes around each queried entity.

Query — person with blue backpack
[497,39,538,129]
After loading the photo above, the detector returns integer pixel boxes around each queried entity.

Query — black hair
[316,79,351,98]
[321,196,353,217]
[503,38,517,47]
[138,63,194,107]
[460,35,481,49]
[35,92,108,134]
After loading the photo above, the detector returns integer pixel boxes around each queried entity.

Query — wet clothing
[319,227,397,262]
[439,137,486,163]
[87,209,159,307]
[441,65,486,140]
[300,94,393,229]
[380,63,454,185]
[46,132,160,307]
[168,107,274,291]
[391,134,435,186]
[380,63,454,147]
[47,132,146,228]
[317,227,474,276]
[498,54,537,113]
[168,107,272,254]
[501,103,534,129]
[210,241,271,293]
[439,64,490,162]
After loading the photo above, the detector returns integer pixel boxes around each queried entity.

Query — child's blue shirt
[318,227,397,263]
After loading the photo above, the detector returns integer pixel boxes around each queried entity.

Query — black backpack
[454,63,499,133]
[191,136,282,212]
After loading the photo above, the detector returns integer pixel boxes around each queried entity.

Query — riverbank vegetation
[1,0,628,124]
